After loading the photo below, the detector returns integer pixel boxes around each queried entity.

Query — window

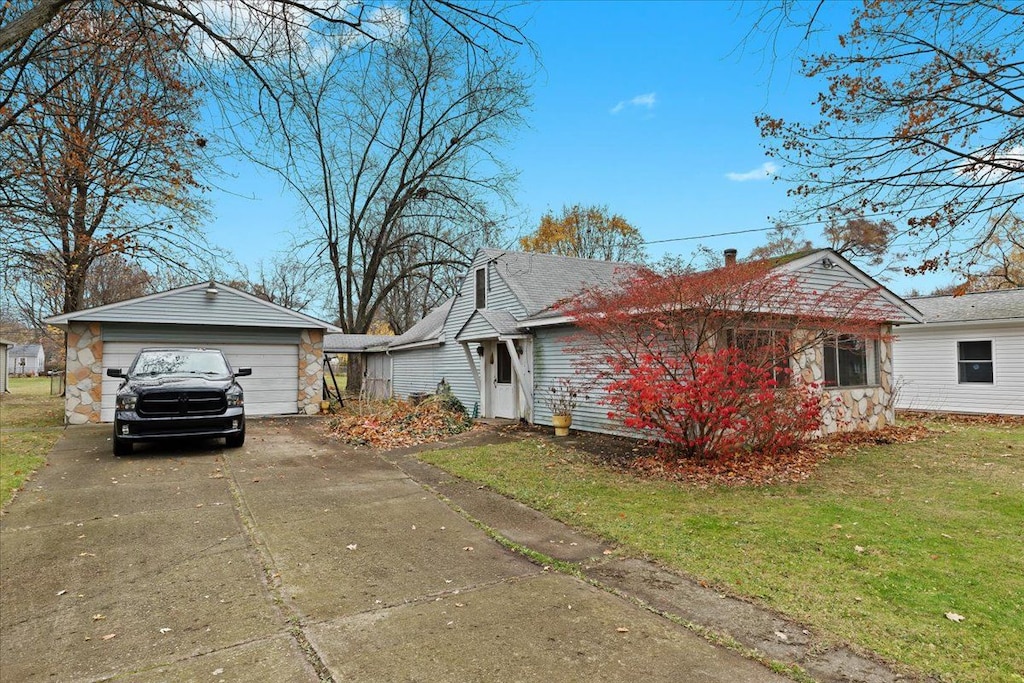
[496,344,512,384]
[475,268,486,309]
[958,341,993,383]
[724,328,791,382]
[823,335,878,387]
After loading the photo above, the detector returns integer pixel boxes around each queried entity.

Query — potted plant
[546,377,584,437]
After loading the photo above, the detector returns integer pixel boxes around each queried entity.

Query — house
[375,248,922,435]
[0,339,13,391]
[44,281,341,424]
[7,343,45,376]
[893,289,1024,415]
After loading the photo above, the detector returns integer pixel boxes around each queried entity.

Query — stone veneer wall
[65,322,104,424]
[793,327,894,435]
[298,329,324,415]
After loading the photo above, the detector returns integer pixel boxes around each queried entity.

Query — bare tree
[0,5,211,323]
[234,3,530,391]
[752,1,1024,274]
[746,222,812,261]
[1,0,528,134]
[957,213,1024,291]
[228,256,324,312]
[82,254,155,308]
[824,216,895,268]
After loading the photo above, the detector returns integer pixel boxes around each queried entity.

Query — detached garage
[46,281,340,424]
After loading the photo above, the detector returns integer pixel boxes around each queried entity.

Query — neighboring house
[7,343,45,377]
[322,334,395,400]
[371,248,922,435]
[0,339,13,391]
[893,289,1024,416]
[44,281,341,424]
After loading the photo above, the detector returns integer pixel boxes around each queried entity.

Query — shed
[7,343,45,376]
[45,281,341,424]
[0,339,13,391]
[893,289,1024,415]
[322,334,394,400]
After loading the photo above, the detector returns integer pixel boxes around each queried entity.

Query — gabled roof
[323,334,394,353]
[905,288,1024,324]
[455,309,525,342]
[478,249,636,318]
[772,248,923,324]
[8,343,43,357]
[387,298,455,350]
[44,281,341,332]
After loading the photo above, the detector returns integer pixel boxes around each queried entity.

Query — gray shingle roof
[8,343,42,357]
[389,297,455,347]
[323,334,394,353]
[907,288,1024,323]
[480,248,636,318]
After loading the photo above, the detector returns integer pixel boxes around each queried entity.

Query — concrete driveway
[0,419,786,682]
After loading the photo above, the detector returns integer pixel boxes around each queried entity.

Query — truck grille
[137,391,226,417]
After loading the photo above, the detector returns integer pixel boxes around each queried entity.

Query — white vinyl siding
[101,342,299,422]
[69,287,318,328]
[391,252,529,419]
[532,326,625,435]
[893,322,1024,415]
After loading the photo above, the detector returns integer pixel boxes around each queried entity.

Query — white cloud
[726,162,778,182]
[957,145,1024,182]
[610,92,657,115]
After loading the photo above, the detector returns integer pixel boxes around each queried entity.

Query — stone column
[65,322,104,424]
[297,329,324,415]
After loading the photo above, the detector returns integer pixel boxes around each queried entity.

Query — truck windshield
[130,350,230,377]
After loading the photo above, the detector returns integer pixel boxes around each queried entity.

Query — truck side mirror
[235,368,252,377]
[106,368,124,378]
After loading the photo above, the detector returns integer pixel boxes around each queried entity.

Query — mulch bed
[521,421,935,487]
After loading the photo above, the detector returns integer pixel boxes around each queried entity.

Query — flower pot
[551,414,572,437]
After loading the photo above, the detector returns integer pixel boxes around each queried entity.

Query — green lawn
[1,376,64,508]
[420,420,1024,683]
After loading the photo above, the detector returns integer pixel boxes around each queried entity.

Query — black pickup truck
[107,348,251,455]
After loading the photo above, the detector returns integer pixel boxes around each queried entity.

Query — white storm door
[490,342,517,418]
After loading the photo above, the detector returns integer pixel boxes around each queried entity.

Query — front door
[490,342,516,418]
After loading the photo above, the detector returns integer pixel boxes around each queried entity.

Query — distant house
[7,343,45,377]
[893,289,1024,416]
[362,247,921,435]
[0,339,14,391]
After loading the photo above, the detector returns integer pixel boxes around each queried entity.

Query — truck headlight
[116,393,138,410]
[226,391,243,407]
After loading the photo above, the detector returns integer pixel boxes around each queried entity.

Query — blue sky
[203,1,948,296]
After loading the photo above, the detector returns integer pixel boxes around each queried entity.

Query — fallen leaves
[626,423,934,486]
[325,398,473,449]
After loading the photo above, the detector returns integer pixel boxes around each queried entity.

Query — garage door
[101,342,299,422]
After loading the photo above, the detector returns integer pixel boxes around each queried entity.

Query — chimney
[724,248,737,267]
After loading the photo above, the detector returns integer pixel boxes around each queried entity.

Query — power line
[643,227,773,245]
[641,204,989,247]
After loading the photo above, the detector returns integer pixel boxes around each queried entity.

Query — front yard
[1,377,63,508]
[420,418,1023,682]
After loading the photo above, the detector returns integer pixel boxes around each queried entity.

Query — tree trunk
[345,353,364,395]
